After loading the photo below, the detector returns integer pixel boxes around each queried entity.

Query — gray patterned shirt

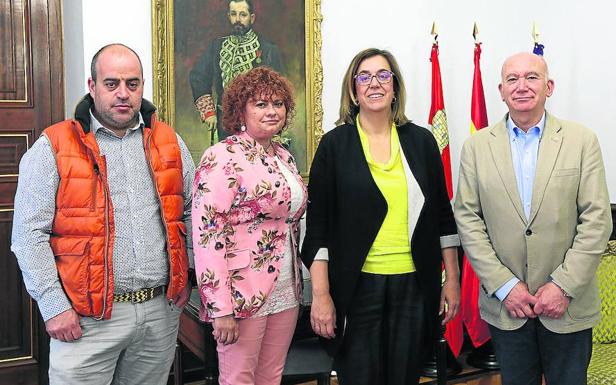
[11,111,195,321]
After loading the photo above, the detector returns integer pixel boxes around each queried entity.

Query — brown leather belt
[113,286,164,303]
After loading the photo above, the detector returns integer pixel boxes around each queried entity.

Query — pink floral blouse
[192,132,307,322]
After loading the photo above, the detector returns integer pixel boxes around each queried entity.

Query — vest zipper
[99,168,110,320]
[86,162,98,314]
[92,160,110,320]
[145,130,174,303]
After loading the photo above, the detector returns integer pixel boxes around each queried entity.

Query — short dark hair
[222,67,295,134]
[229,0,254,13]
[90,43,143,82]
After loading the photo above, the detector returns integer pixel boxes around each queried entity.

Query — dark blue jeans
[335,272,425,385]
[489,319,592,385]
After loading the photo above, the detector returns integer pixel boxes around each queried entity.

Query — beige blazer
[454,112,612,333]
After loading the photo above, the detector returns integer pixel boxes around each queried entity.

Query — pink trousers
[217,306,299,385]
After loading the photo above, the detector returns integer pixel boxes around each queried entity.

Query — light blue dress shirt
[494,113,545,301]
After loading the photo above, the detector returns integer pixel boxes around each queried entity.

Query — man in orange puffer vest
[11,44,195,385]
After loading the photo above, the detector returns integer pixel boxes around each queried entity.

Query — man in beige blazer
[455,52,611,385]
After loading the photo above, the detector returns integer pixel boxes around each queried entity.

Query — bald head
[501,52,549,79]
[498,51,554,129]
[90,44,143,83]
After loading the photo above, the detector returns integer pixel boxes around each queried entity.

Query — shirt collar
[507,112,545,139]
[89,109,144,136]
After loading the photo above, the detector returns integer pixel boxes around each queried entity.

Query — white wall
[321,0,616,202]
[62,0,84,117]
[63,0,153,115]
[64,0,616,201]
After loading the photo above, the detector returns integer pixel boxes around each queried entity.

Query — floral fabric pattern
[192,132,307,321]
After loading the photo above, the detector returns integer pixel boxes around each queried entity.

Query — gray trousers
[489,319,592,385]
[49,295,182,385]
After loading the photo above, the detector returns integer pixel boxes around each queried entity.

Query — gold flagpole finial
[532,22,540,43]
[473,22,479,42]
[431,21,438,42]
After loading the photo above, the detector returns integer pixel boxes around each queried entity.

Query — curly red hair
[222,67,296,134]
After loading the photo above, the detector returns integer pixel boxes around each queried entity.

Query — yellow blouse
[356,118,415,274]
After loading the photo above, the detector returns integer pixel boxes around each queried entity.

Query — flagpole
[464,22,500,371]
[428,34,462,361]
[420,21,462,384]
[432,27,447,385]
[532,22,545,55]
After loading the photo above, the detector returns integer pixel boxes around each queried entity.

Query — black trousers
[489,319,592,385]
[335,272,425,385]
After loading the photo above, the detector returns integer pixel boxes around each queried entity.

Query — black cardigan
[300,122,458,354]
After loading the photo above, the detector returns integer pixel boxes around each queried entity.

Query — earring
[240,124,246,132]
[392,95,397,103]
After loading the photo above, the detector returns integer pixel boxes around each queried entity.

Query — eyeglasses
[354,70,394,86]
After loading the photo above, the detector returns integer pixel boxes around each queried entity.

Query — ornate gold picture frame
[151,0,323,176]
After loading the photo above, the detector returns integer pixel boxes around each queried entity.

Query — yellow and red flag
[428,41,464,356]
[429,42,453,198]
[460,42,492,349]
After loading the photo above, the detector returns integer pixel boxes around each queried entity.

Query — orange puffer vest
[43,95,188,320]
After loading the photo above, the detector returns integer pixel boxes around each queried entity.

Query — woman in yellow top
[301,48,460,385]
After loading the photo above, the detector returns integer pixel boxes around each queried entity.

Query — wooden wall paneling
[0,0,32,106]
[0,0,63,384]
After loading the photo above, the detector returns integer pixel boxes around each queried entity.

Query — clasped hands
[504,281,570,319]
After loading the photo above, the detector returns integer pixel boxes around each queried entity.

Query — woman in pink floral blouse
[192,67,307,385]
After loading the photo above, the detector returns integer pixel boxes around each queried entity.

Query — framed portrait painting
[151,0,323,177]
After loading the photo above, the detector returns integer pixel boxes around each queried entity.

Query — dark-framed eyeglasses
[354,70,394,86]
